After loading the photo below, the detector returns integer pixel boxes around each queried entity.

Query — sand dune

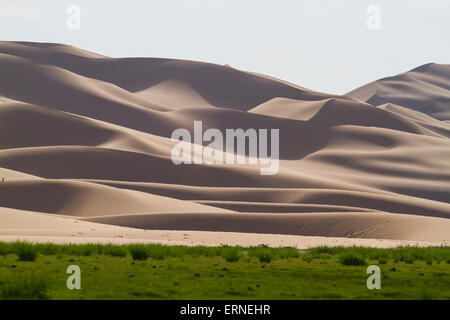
[80,211,450,242]
[0,179,233,217]
[347,63,450,121]
[83,181,450,219]
[0,41,449,246]
[1,207,441,248]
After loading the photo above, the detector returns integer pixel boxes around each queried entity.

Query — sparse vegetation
[0,242,449,299]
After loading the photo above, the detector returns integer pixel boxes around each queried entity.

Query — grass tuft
[251,247,274,263]
[338,253,366,266]
[0,274,50,300]
[127,244,149,261]
[419,287,433,300]
[15,242,38,262]
[104,245,127,257]
[221,248,242,262]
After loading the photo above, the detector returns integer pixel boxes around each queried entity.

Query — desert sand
[0,41,449,247]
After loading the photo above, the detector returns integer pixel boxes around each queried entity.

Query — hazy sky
[1,0,449,94]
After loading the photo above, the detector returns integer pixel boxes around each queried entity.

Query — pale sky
[1,0,449,94]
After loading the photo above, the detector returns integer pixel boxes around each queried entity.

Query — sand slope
[347,63,450,121]
[0,41,449,245]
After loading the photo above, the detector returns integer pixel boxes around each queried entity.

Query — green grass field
[0,242,449,300]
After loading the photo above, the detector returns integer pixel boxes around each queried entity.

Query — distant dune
[347,63,450,121]
[0,41,449,246]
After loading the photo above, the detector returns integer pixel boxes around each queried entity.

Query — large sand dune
[347,63,450,121]
[0,41,449,246]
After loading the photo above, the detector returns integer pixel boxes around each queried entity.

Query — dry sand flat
[0,208,444,248]
[0,41,449,247]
